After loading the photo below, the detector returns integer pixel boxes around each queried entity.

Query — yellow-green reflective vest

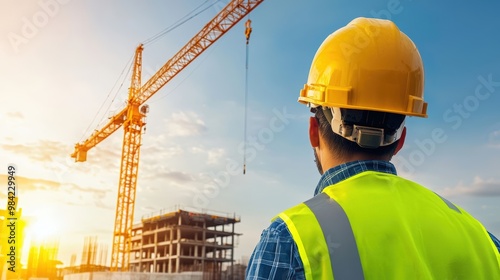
[278,171,500,279]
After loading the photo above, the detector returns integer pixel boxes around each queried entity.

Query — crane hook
[245,19,252,44]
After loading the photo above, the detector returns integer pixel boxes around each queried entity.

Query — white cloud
[140,205,158,214]
[191,146,226,165]
[207,148,226,164]
[141,143,184,163]
[0,139,122,176]
[441,176,500,197]
[488,130,500,148]
[158,170,194,183]
[0,174,112,209]
[1,140,70,162]
[191,146,204,154]
[164,111,207,137]
[6,111,24,119]
[140,164,196,186]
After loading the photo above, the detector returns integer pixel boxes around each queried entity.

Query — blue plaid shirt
[246,160,500,279]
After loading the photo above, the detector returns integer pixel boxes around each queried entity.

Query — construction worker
[246,17,500,279]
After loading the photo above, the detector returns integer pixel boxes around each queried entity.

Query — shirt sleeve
[245,218,305,280]
[488,231,500,253]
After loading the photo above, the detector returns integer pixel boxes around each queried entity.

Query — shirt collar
[314,160,397,195]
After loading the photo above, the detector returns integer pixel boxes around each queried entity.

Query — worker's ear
[393,127,406,155]
[309,117,320,148]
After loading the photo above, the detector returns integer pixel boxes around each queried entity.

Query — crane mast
[111,44,146,271]
[71,0,264,271]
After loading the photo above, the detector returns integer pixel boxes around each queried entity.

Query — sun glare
[26,213,61,241]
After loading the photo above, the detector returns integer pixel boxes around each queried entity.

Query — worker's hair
[314,107,404,160]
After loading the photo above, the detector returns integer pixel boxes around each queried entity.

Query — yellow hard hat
[299,17,427,117]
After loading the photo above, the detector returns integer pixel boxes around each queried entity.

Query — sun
[25,212,61,242]
[19,209,62,266]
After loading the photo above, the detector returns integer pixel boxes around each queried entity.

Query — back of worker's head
[299,17,427,161]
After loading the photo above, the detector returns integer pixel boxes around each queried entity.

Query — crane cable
[143,0,220,46]
[79,54,134,142]
[243,18,252,175]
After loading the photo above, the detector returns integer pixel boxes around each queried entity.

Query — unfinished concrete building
[129,208,240,279]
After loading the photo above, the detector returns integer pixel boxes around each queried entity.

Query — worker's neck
[320,150,390,174]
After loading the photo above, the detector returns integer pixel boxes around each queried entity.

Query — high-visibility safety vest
[278,171,500,279]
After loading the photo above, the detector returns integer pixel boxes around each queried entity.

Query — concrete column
[176,213,181,273]
[231,222,235,280]
[194,231,198,258]
[201,220,206,273]
[153,227,157,272]
[138,242,143,272]
[168,227,173,273]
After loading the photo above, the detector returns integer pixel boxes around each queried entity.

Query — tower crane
[71,0,264,271]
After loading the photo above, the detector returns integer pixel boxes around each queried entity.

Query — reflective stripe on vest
[278,171,500,280]
[278,193,365,279]
[304,193,364,280]
[278,202,335,280]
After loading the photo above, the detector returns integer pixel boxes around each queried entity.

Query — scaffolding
[129,207,240,280]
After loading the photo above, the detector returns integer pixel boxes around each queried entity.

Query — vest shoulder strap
[279,192,365,280]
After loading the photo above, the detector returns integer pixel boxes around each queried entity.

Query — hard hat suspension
[321,107,405,149]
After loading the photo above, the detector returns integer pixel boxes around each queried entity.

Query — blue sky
[1,0,500,267]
